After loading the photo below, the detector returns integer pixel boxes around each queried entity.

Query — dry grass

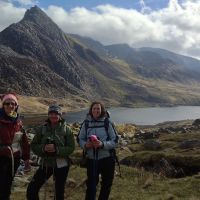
[11,165,200,200]
[15,95,89,114]
[116,124,136,135]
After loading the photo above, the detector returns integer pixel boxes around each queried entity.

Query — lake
[64,106,200,125]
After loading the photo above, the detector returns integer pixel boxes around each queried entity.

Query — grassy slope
[107,58,200,106]
[11,121,200,200]
[125,130,200,167]
[5,56,200,113]
[11,165,200,200]
[15,95,89,114]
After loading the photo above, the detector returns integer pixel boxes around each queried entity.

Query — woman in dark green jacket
[27,105,75,200]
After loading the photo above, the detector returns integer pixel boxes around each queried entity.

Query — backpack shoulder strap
[104,117,109,133]
[104,117,118,143]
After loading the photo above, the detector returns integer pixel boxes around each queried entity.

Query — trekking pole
[92,148,98,200]
[53,167,56,200]
[43,165,48,200]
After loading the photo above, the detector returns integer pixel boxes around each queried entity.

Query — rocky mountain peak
[22,5,62,36]
[23,6,48,23]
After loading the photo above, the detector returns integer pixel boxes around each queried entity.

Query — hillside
[1,6,200,108]
[0,6,121,101]
[70,35,200,81]
[106,44,200,82]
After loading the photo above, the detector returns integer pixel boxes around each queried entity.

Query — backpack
[77,116,121,177]
[77,116,118,142]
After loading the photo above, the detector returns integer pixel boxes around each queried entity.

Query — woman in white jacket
[78,101,118,200]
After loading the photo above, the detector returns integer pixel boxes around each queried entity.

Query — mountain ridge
[1,6,200,106]
[0,6,121,100]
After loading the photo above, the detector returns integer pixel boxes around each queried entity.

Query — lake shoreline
[63,106,200,125]
[21,105,200,127]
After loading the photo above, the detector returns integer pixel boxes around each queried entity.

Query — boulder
[125,132,135,140]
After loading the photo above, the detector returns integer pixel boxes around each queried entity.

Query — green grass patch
[11,165,200,200]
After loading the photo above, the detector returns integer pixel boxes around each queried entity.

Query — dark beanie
[48,104,62,115]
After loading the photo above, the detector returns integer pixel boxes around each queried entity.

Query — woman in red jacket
[0,93,30,200]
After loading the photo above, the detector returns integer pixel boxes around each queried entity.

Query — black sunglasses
[3,102,17,106]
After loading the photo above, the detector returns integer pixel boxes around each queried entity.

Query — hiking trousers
[26,165,69,200]
[85,156,115,200]
[0,156,20,200]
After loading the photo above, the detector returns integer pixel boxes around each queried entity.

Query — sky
[0,0,200,60]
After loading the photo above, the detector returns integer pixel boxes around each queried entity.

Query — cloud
[0,1,25,31]
[0,0,200,60]
[45,0,200,59]
[139,0,152,13]
[12,0,38,6]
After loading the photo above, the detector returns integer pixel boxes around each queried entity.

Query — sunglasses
[3,102,17,106]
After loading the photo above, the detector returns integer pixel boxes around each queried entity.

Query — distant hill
[106,44,200,81]
[140,47,200,72]
[1,6,200,107]
[70,35,200,82]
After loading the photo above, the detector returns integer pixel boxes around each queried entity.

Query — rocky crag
[1,6,200,106]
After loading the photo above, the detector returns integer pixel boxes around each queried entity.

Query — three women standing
[0,98,116,199]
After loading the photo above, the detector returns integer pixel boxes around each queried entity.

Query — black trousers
[26,165,69,200]
[85,156,115,200]
[0,156,20,200]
